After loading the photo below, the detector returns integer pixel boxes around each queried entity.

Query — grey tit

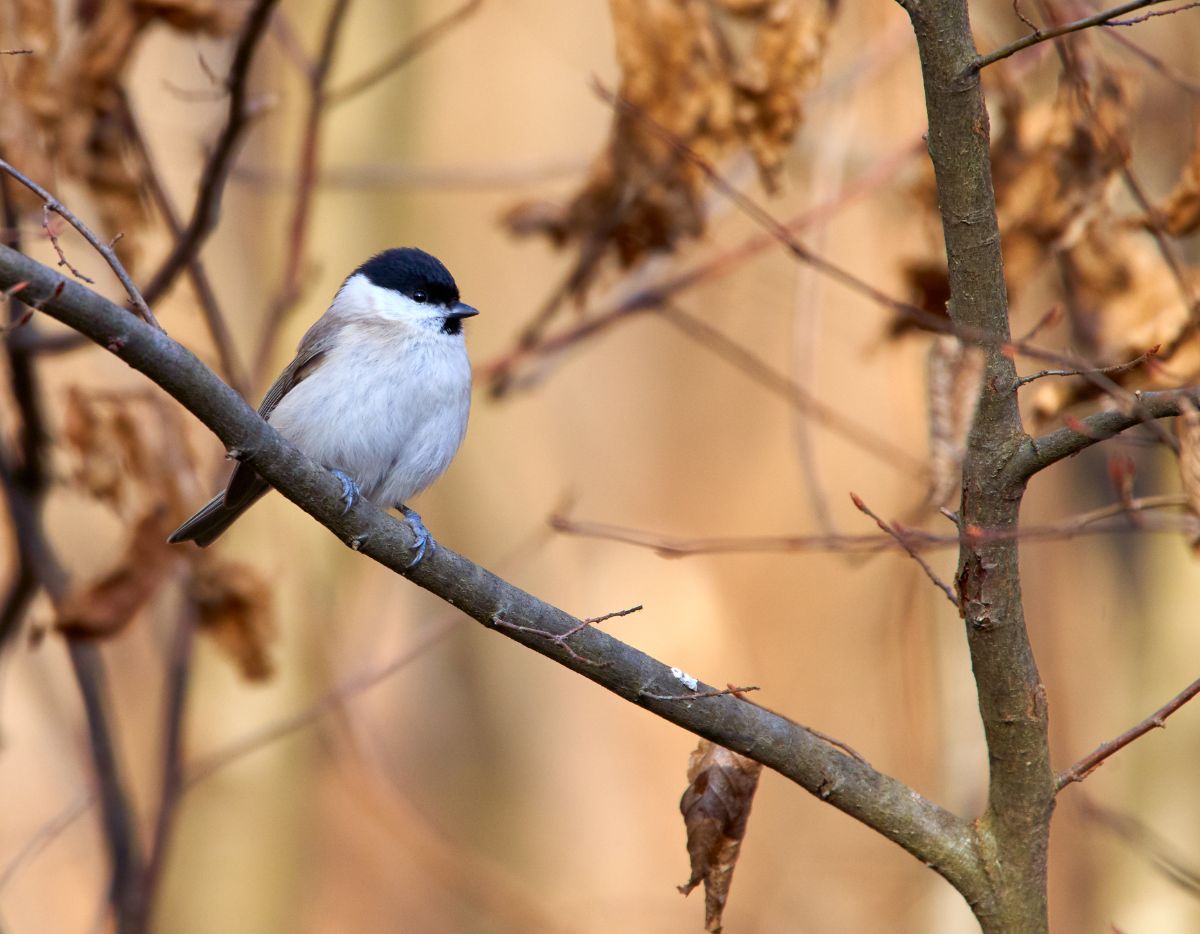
[169,247,478,563]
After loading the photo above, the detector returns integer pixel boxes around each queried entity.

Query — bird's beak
[447,302,480,320]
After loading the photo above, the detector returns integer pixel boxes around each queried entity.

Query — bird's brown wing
[222,338,330,511]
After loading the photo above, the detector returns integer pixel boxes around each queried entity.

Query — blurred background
[1,1,1199,931]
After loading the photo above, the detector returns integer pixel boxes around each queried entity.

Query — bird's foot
[400,505,435,569]
[329,469,361,515]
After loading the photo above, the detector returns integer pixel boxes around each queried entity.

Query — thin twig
[1100,30,1200,96]
[188,616,462,785]
[0,791,95,894]
[68,643,146,931]
[42,206,94,283]
[1016,305,1063,344]
[490,605,643,667]
[1014,346,1158,388]
[141,0,280,309]
[661,304,927,474]
[326,0,484,107]
[584,604,644,625]
[1012,0,1040,30]
[971,0,1177,73]
[1079,797,1200,895]
[129,605,197,933]
[253,0,353,382]
[639,684,760,702]
[0,159,159,328]
[550,495,1194,557]
[1105,0,1200,23]
[480,135,924,392]
[186,525,552,787]
[118,91,250,397]
[850,493,959,606]
[1056,676,1200,790]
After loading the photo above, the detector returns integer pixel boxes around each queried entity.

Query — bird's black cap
[355,247,460,306]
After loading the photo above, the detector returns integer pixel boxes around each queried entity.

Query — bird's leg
[329,469,361,515]
[399,505,435,569]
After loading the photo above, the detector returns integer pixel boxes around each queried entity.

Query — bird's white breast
[266,323,472,507]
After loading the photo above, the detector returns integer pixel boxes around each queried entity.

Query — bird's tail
[168,487,268,547]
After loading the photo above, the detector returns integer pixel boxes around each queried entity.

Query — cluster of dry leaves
[56,386,274,677]
[505,0,837,300]
[903,55,1200,511]
[0,0,249,269]
[56,388,275,679]
[1,0,276,676]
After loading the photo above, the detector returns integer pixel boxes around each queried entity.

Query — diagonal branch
[252,0,353,380]
[850,493,958,606]
[1056,676,1200,791]
[326,0,484,107]
[141,0,280,307]
[0,240,991,911]
[0,159,159,329]
[1007,389,1200,483]
[118,91,250,398]
[970,0,1178,73]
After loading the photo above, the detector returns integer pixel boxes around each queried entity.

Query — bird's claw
[330,469,361,515]
[400,505,435,569]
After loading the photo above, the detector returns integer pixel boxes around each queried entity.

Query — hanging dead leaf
[56,507,177,638]
[505,0,836,298]
[926,336,983,508]
[188,556,275,681]
[678,739,762,933]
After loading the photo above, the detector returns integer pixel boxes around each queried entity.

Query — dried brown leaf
[64,386,124,509]
[678,739,762,933]
[926,336,983,508]
[992,73,1129,285]
[506,0,835,296]
[63,386,201,518]
[189,557,275,681]
[56,507,177,638]
[0,2,60,194]
[2,0,245,269]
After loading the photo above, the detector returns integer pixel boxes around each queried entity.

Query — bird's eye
[412,289,428,303]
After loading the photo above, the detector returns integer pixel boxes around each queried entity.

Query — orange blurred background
[2,2,1199,932]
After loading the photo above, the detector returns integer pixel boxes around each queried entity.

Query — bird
[168,247,478,565]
